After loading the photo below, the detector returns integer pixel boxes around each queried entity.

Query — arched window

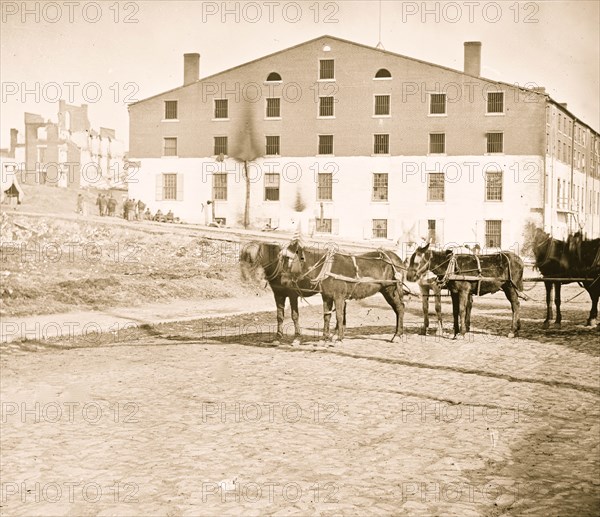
[375,68,392,79]
[266,72,282,82]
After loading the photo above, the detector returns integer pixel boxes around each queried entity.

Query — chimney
[184,53,200,86]
[464,41,482,76]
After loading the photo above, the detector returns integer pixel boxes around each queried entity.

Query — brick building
[21,100,126,189]
[128,35,600,249]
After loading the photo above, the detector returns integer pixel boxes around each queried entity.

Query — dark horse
[281,241,406,343]
[567,231,600,326]
[531,228,571,328]
[239,241,320,344]
[532,229,600,327]
[406,244,524,338]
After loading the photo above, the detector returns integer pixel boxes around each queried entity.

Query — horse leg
[333,296,346,343]
[382,286,405,343]
[457,289,469,337]
[554,282,562,328]
[434,284,444,336]
[503,284,521,338]
[322,296,334,342]
[289,295,301,346]
[420,284,430,335]
[450,291,460,338]
[585,286,599,327]
[273,292,286,344]
[466,293,473,332]
[542,281,553,329]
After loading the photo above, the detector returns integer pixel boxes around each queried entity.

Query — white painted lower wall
[127,154,599,249]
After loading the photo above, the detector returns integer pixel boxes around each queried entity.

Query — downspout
[542,101,548,231]
[569,115,575,233]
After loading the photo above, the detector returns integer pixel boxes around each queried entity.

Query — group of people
[122,197,147,221]
[78,192,179,223]
[90,193,118,216]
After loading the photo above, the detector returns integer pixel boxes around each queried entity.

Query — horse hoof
[419,327,427,336]
[291,338,301,346]
[508,332,515,339]
[390,334,401,343]
[272,339,281,346]
[554,322,562,329]
[586,319,598,327]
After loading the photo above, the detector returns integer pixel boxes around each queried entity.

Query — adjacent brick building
[128,35,600,248]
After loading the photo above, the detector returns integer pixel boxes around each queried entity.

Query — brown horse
[406,244,524,338]
[240,241,320,344]
[281,241,406,343]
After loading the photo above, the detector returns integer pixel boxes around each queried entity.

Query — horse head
[279,239,307,286]
[406,243,431,282]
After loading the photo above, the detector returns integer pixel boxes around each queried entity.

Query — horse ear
[444,249,453,257]
[420,242,430,252]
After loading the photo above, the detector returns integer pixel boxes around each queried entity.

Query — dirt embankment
[0,212,261,317]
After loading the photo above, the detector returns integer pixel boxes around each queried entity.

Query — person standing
[107,194,117,216]
[95,194,102,215]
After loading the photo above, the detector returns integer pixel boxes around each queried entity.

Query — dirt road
[1,286,599,516]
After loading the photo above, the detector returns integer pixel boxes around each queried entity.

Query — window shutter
[436,219,445,245]
[387,219,395,240]
[155,174,163,201]
[332,218,340,235]
[176,173,184,201]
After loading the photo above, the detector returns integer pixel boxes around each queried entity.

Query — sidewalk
[0,293,322,344]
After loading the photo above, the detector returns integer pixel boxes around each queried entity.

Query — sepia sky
[1,0,599,148]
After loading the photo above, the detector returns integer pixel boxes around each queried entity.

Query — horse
[531,228,571,328]
[280,241,406,343]
[239,241,320,344]
[566,232,600,326]
[532,229,600,328]
[406,243,524,338]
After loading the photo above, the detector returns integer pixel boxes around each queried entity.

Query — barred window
[374,134,389,154]
[487,92,504,113]
[372,173,388,201]
[213,136,227,155]
[212,173,227,201]
[485,171,503,201]
[163,173,177,200]
[485,220,502,248]
[486,132,503,153]
[266,98,281,118]
[372,219,388,239]
[264,173,280,201]
[265,136,280,156]
[319,59,334,80]
[317,173,333,200]
[163,138,177,156]
[374,95,390,116]
[428,220,437,244]
[319,96,334,117]
[316,218,332,233]
[429,133,445,154]
[430,94,446,115]
[318,135,333,155]
[214,99,228,119]
[164,101,178,119]
[427,173,445,201]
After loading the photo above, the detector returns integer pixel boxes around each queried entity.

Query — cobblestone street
[1,286,599,516]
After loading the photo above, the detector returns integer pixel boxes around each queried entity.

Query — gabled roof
[129,34,598,135]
